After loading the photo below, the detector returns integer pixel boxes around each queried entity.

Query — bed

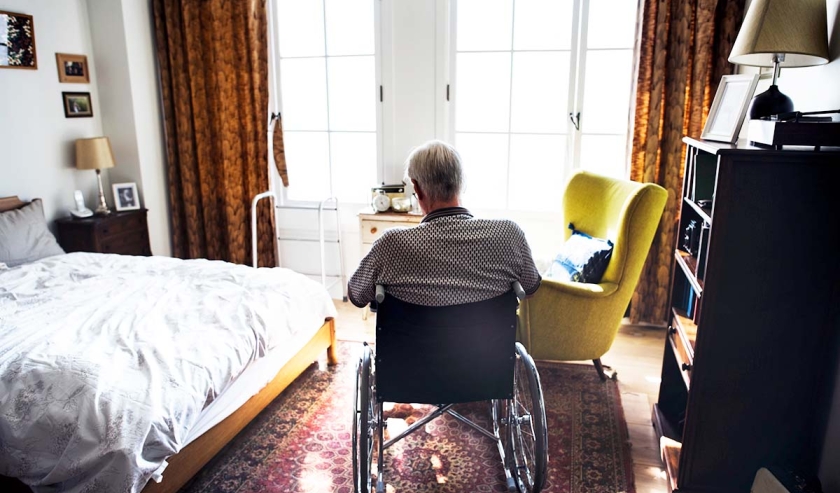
[0,196,338,493]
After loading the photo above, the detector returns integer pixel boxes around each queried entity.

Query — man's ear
[411,179,424,200]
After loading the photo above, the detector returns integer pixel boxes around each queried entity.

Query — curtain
[152,0,276,267]
[628,0,745,325]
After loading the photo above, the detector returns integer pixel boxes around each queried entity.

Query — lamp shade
[75,137,116,170]
[729,0,829,67]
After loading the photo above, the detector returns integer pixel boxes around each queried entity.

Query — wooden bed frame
[0,196,339,493]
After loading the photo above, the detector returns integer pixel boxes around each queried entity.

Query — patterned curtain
[628,0,745,325]
[152,0,277,267]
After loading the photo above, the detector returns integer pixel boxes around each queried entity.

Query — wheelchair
[353,282,548,493]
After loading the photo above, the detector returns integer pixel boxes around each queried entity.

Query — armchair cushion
[545,224,613,283]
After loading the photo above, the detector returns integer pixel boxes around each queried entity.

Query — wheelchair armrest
[375,284,386,303]
[538,278,618,298]
[512,281,526,301]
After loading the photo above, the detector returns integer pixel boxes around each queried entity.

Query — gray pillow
[0,199,65,267]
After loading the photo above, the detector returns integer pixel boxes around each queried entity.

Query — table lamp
[75,137,115,215]
[728,0,829,119]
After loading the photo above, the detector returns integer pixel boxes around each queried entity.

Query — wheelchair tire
[353,344,376,493]
[509,342,548,493]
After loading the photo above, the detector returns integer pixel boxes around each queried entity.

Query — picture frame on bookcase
[701,74,759,143]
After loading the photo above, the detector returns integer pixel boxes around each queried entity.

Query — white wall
[0,0,106,225]
[86,0,171,256]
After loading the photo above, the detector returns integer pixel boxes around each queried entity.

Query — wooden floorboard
[333,300,670,493]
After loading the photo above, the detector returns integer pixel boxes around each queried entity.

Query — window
[449,0,638,211]
[272,0,380,204]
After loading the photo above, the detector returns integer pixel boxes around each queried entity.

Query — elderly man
[348,140,541,308]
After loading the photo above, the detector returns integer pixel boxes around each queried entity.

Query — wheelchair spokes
[353,344,379,493]
[507,342,548,493]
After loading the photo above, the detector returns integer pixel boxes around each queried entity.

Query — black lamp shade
[748,85,793,119]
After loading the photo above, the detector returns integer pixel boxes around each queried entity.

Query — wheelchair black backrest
[374,290,518,405]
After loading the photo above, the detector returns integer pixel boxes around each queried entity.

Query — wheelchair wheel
[508,342,548,493]
[353,344,376,493]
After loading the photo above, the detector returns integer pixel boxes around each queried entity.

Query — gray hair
[405,140,463,203]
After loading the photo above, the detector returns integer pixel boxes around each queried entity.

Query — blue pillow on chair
[545,223,614,283]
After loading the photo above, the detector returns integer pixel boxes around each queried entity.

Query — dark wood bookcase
[653,137,840,492]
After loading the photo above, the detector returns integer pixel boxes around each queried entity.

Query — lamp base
[748,84,793,120]
[94,169,111,216]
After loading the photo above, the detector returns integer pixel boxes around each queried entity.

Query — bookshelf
[652,137,840,492]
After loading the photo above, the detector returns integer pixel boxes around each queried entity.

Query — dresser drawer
[99,229,151,256]
[96,213,147,239]
[361,219,418,244]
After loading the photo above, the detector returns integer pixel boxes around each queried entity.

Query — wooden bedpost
[326,318,338,365]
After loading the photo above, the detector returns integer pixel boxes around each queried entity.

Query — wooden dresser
[654,137,840,492]
[56,209,152,256]
[358,208,424,256]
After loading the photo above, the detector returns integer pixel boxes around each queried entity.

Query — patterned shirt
[348,207,541,307]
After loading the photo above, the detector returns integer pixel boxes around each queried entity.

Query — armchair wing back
[517,171,667,377]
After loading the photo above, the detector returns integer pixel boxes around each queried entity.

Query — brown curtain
[629,0,745,325]
[152,0,276,267]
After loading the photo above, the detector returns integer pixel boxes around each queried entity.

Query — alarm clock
[372,190,391,212]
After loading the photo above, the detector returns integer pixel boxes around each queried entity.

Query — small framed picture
[701,74,759,144]
[55,53,89,83]
[62,92,93,118]
[112,183,140,211]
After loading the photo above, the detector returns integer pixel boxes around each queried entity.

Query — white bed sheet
[0,252,337,493]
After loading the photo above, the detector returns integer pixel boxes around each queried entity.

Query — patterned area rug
[180,343,635,493]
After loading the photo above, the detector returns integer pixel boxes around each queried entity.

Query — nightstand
[56,209,152,256]
[358,208,424,256]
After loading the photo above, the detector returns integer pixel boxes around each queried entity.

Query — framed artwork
[56,53,89,83]
[62,92,93,118]
[701,74,760,144]
[0,10,37,69]
[113,183,141,211]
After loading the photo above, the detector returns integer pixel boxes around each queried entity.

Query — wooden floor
[332,300,670,493]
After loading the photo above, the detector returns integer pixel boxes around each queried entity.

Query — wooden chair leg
[593,359,608,381]
[593,359,617,381]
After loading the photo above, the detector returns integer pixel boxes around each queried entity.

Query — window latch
[569,112,581,131]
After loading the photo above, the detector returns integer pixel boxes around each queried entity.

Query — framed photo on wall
[55,53,89,83]
[701,74,760,143]
[62,92,93,118]
[112,183,140,211]
[0,10,37,69]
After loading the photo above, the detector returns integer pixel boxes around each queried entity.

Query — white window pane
[276,0,324,57]
[325,0,375,56]
[580,135,628,179]
[284,131,331,201]
[455,53,512,133]
[508,135,565,211]
[280,58,328,131]
[456,133,509,210]
[328,56,376,131]
[510,52,571,133]
[331,132,378,204]
[513,0,574,50]
[581,50,634,134]
[456,0,513,51]
[587,0,638,49]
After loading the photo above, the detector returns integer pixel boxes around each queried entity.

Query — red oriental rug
[179,343,635,493]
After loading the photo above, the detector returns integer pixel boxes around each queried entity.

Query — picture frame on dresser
[113,182,140,211]
[700,74,759,144]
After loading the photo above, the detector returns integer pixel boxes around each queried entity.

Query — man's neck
[422,199,461,215]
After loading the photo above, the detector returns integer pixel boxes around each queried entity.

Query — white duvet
[0,252,336,492]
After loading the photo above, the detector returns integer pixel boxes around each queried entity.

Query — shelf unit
[652,137,840,492]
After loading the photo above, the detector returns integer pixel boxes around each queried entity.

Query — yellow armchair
[517,171,667,379]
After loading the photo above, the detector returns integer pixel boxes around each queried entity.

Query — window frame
[442,0,635,212]
[267,0,385,207]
